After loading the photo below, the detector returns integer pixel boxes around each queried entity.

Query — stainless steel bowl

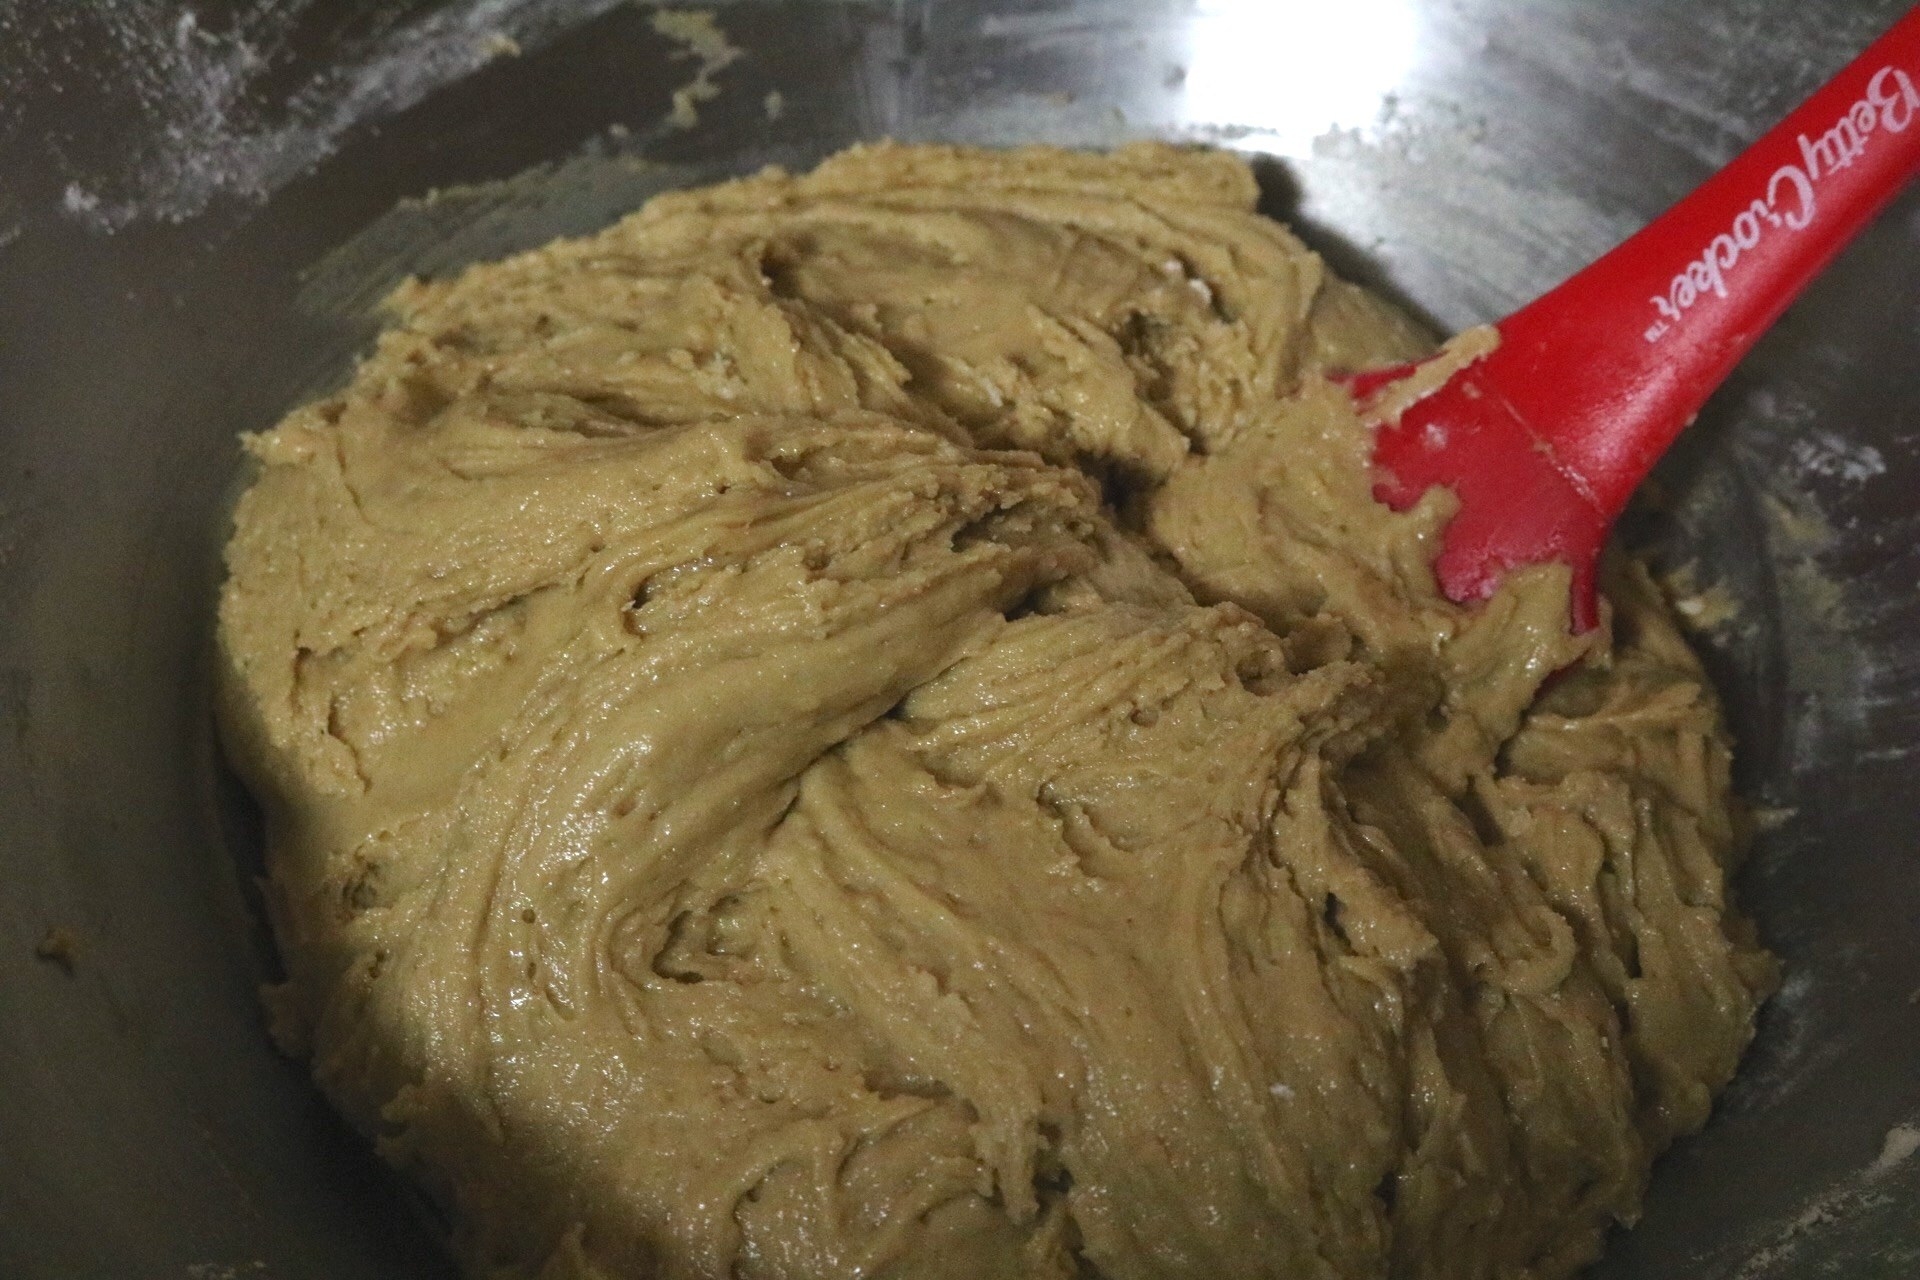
[2,2,1916,1276]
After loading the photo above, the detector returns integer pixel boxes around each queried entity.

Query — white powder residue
[54,0,629,231]
[1789,429,1888,484]
[1749,389,1885,486]
[1869,1125,1920,1177]
[184,1264,268,1280]
[481,31,523,59]
[61,185,102,217]
[1729,1118,1920,1279]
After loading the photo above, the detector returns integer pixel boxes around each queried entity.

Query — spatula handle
[1496,6,1920,518]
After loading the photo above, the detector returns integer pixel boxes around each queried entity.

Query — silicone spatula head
[1349,8,1920,631]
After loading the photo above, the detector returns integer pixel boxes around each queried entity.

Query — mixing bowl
[2,2,1915,1276]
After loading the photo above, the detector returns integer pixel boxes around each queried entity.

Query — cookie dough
[217,143,1775,1280]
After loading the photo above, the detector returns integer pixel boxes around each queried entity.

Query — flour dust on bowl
[0,3,1916,1280]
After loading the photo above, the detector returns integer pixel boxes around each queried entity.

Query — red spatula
[1349,7,1920,630]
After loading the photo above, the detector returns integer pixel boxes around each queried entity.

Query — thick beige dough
[218,143,1775,1280]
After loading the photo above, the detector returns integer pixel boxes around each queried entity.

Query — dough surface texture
[218,143,1774,1280]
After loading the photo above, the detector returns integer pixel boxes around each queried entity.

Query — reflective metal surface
[2,2,1916,1276]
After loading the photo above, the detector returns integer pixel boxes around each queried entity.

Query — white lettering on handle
[1644,65,1920,344]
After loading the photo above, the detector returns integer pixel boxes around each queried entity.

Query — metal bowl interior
[1,2,1915,1277]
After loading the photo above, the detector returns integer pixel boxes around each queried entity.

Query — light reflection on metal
[1179,0,1422,151]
